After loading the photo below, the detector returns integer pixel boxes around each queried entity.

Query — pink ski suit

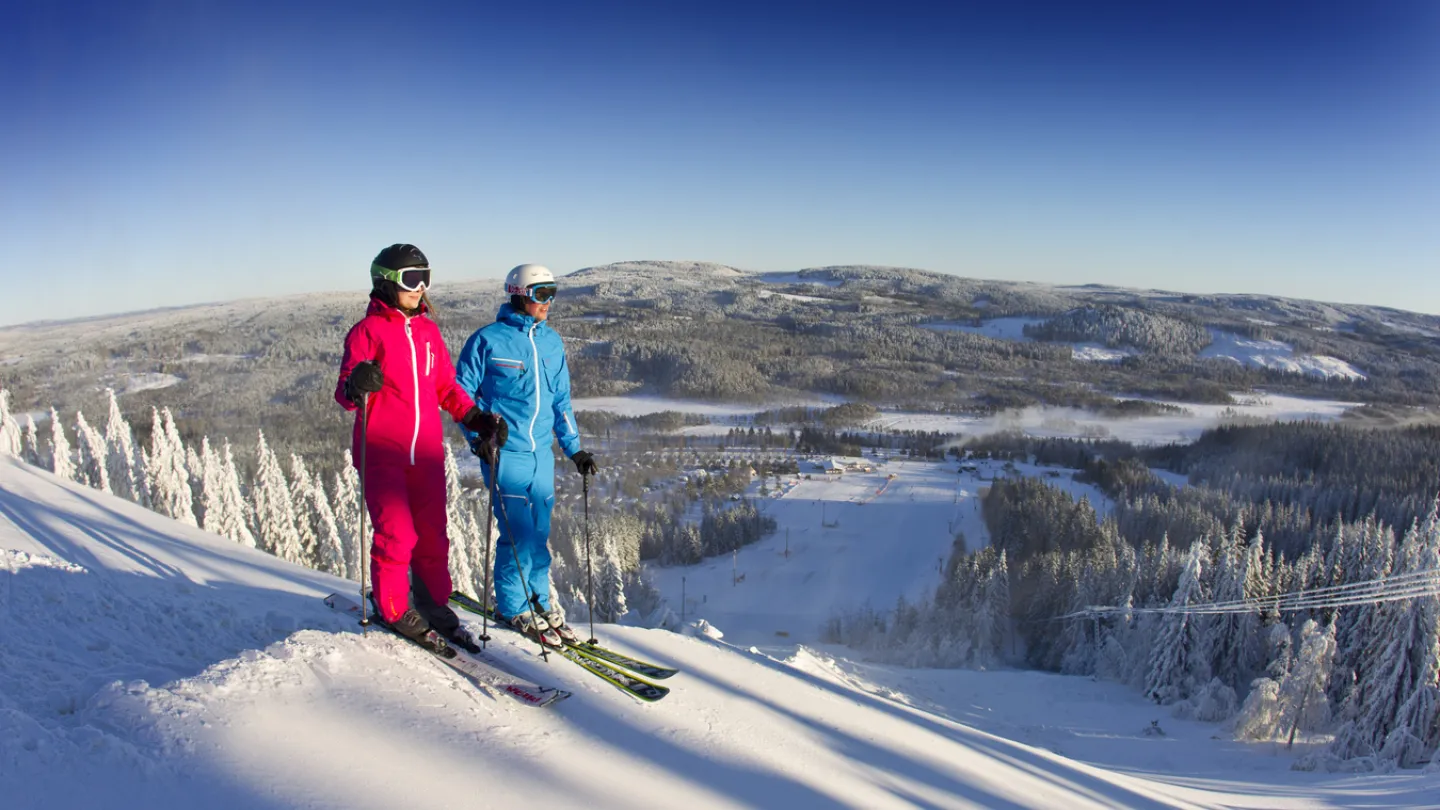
[335,297,475,623]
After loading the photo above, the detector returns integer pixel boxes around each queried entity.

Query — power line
[1057,566,1440,621]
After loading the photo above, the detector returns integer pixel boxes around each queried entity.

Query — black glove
[462,408,508,462]
[570,450,598,476]
[345,361,384,404]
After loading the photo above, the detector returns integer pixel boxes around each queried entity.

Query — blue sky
[3,0,1438,325]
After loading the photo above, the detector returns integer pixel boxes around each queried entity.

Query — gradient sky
[4,0,1438,325]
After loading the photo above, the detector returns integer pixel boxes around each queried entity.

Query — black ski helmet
[369,243,428,309]
[372,243,428,276]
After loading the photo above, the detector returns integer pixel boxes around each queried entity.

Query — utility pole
[732,549,738,586]
[681,576,686,624]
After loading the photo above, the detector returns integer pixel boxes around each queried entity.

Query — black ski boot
[388,608,451,655]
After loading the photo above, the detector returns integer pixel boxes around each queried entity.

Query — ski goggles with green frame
[371,263,431,291]
[524,283,558,304]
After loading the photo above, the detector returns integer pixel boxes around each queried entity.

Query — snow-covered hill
[4,456,1439,809]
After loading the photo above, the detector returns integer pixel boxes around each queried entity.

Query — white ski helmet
[505,264,555,295]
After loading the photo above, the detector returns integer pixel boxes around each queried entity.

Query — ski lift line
[1068,577,1440,620]
[1114,568,1440,616]
[1054,566,1440,621]
[1074,581,1440,619]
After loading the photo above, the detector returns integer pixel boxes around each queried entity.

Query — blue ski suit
[454,303,583,619]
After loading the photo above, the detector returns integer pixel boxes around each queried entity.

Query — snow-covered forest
[823,425,1440,773]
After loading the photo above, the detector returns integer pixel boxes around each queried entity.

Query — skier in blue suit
[455,263,598,646]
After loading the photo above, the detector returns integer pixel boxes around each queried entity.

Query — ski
[448,591,678,680]
[448,592,671,702]
[324,593,570,708]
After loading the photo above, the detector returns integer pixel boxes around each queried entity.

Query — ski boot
[387,608,451,655]
[541,607,580,645]
[445,624,483,655]
[508,610,563,648]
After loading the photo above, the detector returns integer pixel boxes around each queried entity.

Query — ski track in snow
[2,456,1438,809]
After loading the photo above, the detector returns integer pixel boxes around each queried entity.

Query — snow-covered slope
[3,456,1438,809]
[1200,330,1366,380]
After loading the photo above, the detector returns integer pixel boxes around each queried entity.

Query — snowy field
[864,392,1359,446]
[571,394,840,417]
[571,391,1358,446]
[1201,330,1366,380]
[3,457,1437,809]
[647,457,1109,649]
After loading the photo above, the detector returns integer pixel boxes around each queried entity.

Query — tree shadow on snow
[620,634,1209,810]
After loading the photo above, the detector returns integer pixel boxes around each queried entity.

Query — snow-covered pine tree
[1233,621,1297,742]
[0,389,21,456]
[333,451,363,578]
[73,411,111,494]
[251,430,302,562]
[21,414,40,466]
[48,408,75,481]
[102,389,142,504]
[443,444,484,599]
[198,438,253,547]
[185,444,204,524]
[1376,503,1440,768]
[981,548,1011,666]
[200,438,226,536]
[1329,510,1439,768]
[145,408,197,526]
[1144,541,1213,704]
[595,533,629,623]
[287,454,322,568]
[295,455,346,579]
[1282,619,1337,737]
[1207,525,1248,689]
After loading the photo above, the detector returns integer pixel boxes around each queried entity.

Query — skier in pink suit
[335,244,506,652]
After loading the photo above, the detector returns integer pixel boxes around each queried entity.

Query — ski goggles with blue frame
[371,263,431,291]
[524,283,557,303]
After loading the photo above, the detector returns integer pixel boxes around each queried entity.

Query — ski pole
[358,392,371,631]
[490,453,550,662]
[583,471,598,645]
[478,476,494,649]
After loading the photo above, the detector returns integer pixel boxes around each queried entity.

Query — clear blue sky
[4,0,1438,325]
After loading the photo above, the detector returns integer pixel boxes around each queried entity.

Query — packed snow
[111,372,184,394]
[3,457,1439,807]
[1201,330,1366,380]
[755,289,831,304]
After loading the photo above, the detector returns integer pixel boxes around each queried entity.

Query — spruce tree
[146,408,196,526]
[1145,542,1212,704]
[73,411,111,493]
[103,389,142,504]
[21,415,40,466]
[0,389,21,457]
[251,430,301,562]
[48,408,75,482]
